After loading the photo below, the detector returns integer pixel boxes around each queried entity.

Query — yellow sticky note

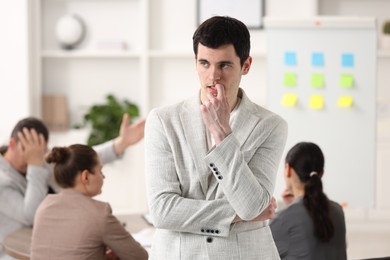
[311,73,324,88]
[340,74,354,88]
[337,96,353,107]
[284,73,297,87]
[281,93,298,107]
[309,95,324,110]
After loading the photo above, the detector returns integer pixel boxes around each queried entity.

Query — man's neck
[3,152,27,176]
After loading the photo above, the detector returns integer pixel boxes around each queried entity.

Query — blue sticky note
[341,53,354,67]
[284,52,297,66]
[312,52,324,67]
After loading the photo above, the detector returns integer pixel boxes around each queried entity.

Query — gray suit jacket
[270,197,347,260]
[145,89,288,259]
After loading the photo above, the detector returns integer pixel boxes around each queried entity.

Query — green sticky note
[340,74,354,88]
[311,74,324,88]
[284,73,297,87]
[281,93,298,107]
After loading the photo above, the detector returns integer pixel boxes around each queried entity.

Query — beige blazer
[145,89,288,260]
[31,190,148,260]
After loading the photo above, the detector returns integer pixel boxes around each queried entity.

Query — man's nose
[209,66,221,83]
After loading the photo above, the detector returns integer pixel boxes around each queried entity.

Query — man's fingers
[29,128,40,143]
[215,84,225,99]
[124,113,130,124]
[17,128,46,148]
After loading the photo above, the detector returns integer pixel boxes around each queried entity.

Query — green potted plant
[76,94,140,146]
[382,20,390,49]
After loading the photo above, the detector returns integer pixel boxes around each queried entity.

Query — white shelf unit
[31,0,150,126]
[30,0,271,127]
[30,0,151,214]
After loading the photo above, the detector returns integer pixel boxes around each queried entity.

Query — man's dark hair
[11,117,49,142]
[192,16,251,67]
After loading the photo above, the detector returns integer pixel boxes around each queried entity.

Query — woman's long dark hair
[285,142,334,242]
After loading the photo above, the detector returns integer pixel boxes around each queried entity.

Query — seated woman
[31,144,148,260]
[270,142,347,260]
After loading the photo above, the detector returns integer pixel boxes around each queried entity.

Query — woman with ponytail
[31,144,148,260]
[270,142,347,259]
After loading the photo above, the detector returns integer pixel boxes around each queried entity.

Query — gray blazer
[145,89,288,260]
[270,196,347,260]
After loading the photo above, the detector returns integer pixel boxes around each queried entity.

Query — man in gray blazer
[0,114,145,259]
[145,16,288,260]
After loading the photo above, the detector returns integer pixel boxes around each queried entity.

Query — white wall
[0,0,30,143]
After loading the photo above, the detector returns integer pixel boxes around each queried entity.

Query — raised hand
[200,84,232,145]
[17,128,47,166]
[113,113,146,155]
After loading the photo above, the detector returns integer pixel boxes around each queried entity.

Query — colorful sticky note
[281,93,298,107]
[337,96,353,108]
[341,53,354,67]
[284,73,297,87]
[339,74,354,88]
[312,52,324,67]
[309,95,324,110]
[311,73,325,88]
[284,52,297,66]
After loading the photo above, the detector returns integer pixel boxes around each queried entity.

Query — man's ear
[242,56,252,75]
[8,138,17,149]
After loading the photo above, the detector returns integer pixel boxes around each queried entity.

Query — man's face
[196,43,251,109]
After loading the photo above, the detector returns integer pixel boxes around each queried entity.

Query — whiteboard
[265,17,377,208]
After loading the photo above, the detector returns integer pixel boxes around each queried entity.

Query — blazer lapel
[180,96,210,197]
[230,90,260,147]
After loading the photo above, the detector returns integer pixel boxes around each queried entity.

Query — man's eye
[200,62,209,68]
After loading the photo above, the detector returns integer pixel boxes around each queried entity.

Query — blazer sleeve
[102,204,148,260]
[205,116,288,220]
[93,140,120,165]
[145,109,236,237]
[0,165,49,226]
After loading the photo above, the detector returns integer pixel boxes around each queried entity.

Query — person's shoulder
[241,90,286,124]
[276,198,307,220]
[253,104,286,125]
[35,194,58,213]
[0,171,11,186]
[148,95,197,119]
[90,197,112,212]
[329,200,345,216]
[0,166,21,189]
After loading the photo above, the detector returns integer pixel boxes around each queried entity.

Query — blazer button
[218,176,223,180]
[215,230,220,234]
[201,229,205,233]
[214,171,220,175]
[206,237,213,243]
[209,163,215,167]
